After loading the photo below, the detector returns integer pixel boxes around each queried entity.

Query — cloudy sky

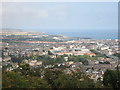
[1,2,118,32]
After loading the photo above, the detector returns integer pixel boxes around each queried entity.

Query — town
[1,29,120,88]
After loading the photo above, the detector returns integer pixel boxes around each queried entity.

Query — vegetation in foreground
[2,63,120,89]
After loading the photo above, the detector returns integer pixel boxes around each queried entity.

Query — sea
[46,31,118,40]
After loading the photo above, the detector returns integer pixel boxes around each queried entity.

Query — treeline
[10,54,99,66]
[28,55,90,65]
[2,63,120,89]
[2,64,103,89]
[90,49,107,58]
[103,69,120,89]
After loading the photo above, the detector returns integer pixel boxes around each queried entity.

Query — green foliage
[90,49,107,58]
[68,55,89,65]
[48,51,54,55]
[14,64,44,77]
[25,54,91,65]
[14,36,63,42]
[37,55,65,65]
[54,56,65,63]
[44,69,101,88]
[3,71,30,88]
[10,55,26,63]
[26,76,49,88]
[2,71,49,88]
[3,54,112,88]
[18,64,31,76]
[29,55,38,59]
[113,53,120,59]
[103,69,120,89]
[3,67,104,89]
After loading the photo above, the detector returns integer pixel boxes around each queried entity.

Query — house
[85,53,96,57]
[66,61,74,65]
[3,56,11,61]
[22,60,42,67]
[64,57,68,61]
[57,52,73,55]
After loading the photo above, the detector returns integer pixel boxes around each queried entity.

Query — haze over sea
[47,30,118,40]
[2,2,117,40]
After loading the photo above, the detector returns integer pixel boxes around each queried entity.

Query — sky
[1,2,118,33]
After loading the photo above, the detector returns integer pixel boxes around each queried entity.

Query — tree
[2,71,49,88]
[103,69,120,89]
[48,50,53,55]
[2,71,29,88]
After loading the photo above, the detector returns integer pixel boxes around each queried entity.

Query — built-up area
[1,29,119,82]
